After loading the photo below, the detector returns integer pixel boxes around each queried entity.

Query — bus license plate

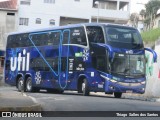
[126,90,132,93]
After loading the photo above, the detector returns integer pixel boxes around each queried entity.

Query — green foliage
[145,0,160,16]
[141,28,160,42]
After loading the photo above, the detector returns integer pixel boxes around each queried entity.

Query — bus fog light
[110,86,114,90]
[141,88,145,91]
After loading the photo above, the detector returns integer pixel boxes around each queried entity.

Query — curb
[122,95,159,102]
[0,104,42,111]
[0,91,42,112]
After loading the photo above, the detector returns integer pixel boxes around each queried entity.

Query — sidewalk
[122,93,160,102]
[0,86,42,111]
[91,92,160,102]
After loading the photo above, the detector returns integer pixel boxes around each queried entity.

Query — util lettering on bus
[10,49,30,71]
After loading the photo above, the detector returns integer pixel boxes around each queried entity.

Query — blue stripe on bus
[28,29,71,89]
[28,30,62,77]
[59,29,70,89]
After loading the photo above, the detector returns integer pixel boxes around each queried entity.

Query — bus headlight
[100,75,118,83]
[141,81,146,84]
[110,79,117,83]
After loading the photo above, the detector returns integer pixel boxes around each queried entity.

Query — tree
[140,9,146,20]
[145,0,160,29]
[130,13,139,28]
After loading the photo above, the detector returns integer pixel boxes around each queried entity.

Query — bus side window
[70,27,87,46]
[62,31,69,44]
[40,34,48,46]
[24,34,32,47]
[32,34,48,46]
[87,26,105,43]
[34,59,44,71]
[61,57,67,71]
[17,35,23,47]
[49,32,60,45]
[52,58,58,71]
[12,35,19,48]
[7,36,12,48]
[96,56,106,72]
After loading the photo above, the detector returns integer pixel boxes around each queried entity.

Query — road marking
[37,97,66,101]
[27,95,39,104]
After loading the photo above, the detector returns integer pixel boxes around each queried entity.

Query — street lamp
[95,1,99,23]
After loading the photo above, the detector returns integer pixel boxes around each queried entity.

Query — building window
[50,19,55,25]
[20,0,31,5]
[7,13,15,16]
[19,18,29,26]
[44,0,55,4]
[36,18,41,24]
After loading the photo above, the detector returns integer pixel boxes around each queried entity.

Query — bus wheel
[82,79,89,96]
[114,92,122,98]
[26,77,33,92]
[17,77,24,92]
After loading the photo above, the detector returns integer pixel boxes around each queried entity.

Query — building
[0,0,18,73]
[0,0,18,50]
[153,13,160,29]
[18,0,131,31]
[0,0,131,49]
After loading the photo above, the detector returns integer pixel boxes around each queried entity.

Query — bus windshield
[111,54,145,77]
[106,26,143,49]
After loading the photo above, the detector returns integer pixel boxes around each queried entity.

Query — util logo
[10,49,30,71]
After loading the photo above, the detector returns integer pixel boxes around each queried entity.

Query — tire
[78,81,83,93]
[82,79,89,96]
[26,77,33,92]
[114,92,122,98]
[17,77,24,92]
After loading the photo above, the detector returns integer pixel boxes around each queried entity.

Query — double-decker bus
[4,23,157,98]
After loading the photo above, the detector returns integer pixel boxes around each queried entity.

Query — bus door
[58,29,70,89]
[86,26,107,72]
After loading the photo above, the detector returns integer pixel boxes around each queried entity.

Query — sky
[0,0,149,13]
[130,0,149,13]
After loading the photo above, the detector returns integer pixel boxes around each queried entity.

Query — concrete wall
[145,40,160,97]
[0,10,17,50]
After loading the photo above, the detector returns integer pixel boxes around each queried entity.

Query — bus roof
[8,23,136,36]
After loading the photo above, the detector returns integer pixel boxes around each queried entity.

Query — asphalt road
[1,86,160,120]
[25,90,160,111]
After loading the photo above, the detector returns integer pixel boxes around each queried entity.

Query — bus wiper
[124,68,129,74]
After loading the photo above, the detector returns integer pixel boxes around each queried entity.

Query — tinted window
[106,27,142,44]
[87,26,105,43]
[30,58,59,71]
[62,31,70,44]
[7,34,31,48]
[32,33,48,46]
[49,32,60,45]
[70,27,87,46]
[92,56,106,72]
[106,26,143,49]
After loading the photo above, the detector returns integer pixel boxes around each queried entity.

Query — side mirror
[144,48,157,63]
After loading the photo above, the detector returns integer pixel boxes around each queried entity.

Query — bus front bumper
[105,80,146,94]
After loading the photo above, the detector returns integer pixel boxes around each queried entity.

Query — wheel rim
[82,82,85,92]
[18,80,23,90]
[27,80,32,91]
